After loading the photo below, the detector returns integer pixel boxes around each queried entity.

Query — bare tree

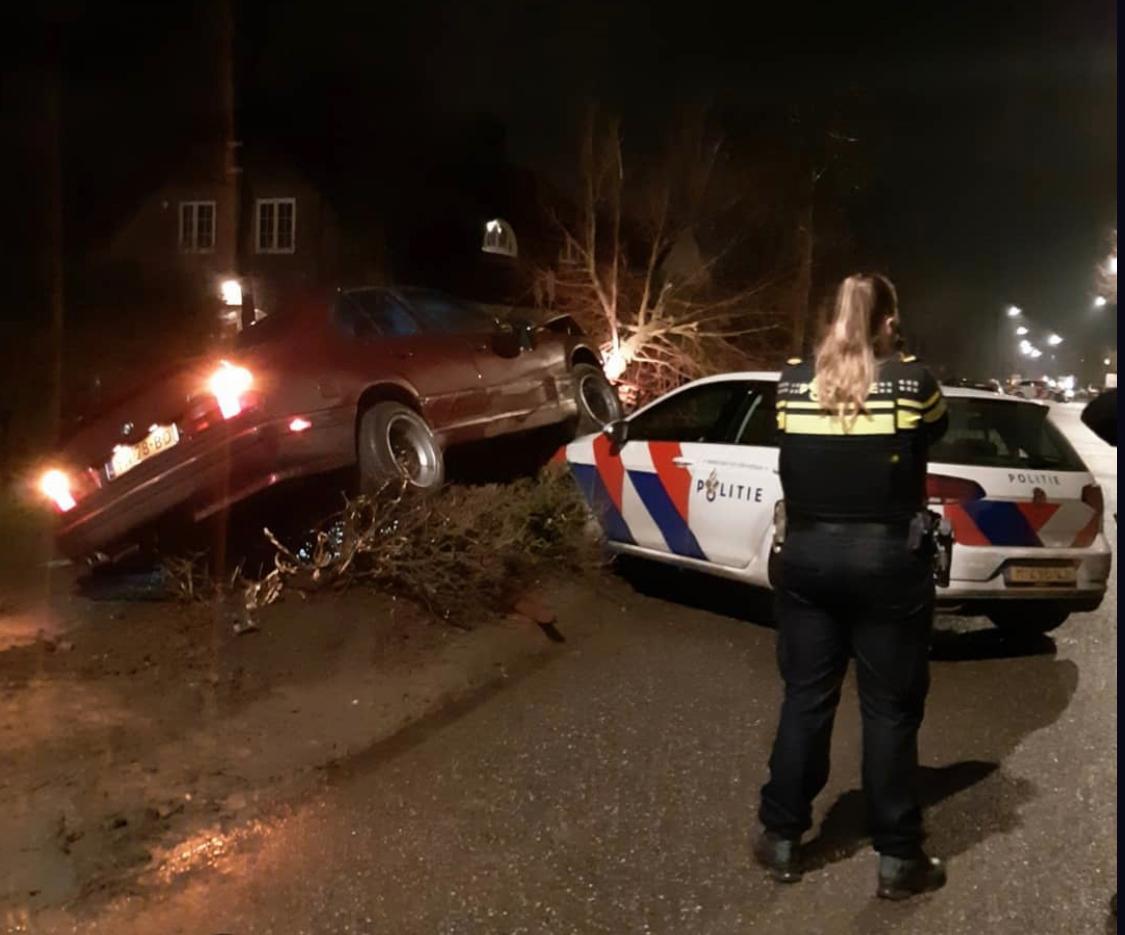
[535,113,788,406]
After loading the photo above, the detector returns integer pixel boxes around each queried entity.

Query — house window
[255,198,296,254]
[482,218,518,258]
[179,201,216,253]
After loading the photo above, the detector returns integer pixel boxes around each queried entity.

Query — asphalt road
[33,404,1117,935]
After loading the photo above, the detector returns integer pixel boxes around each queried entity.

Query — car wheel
[358,402,444,493]
[987,601,1070,635]
[573,363,621,433]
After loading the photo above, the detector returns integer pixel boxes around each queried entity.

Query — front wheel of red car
[358,402,445,493]
[573,363,622,433]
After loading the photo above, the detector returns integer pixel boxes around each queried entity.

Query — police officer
[753,273,950,900]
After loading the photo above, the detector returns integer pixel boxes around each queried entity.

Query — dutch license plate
[1005,565,1077,586]
[106,424,180,480]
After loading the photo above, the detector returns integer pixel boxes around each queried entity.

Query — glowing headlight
[40,469,76,512]
[208,361,254,419]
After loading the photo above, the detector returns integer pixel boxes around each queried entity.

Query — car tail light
[1082,484,1104,517]
[208,361,254,419]
[39,469,76,512]
[926,474,986,504]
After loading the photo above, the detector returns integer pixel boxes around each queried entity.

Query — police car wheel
[573,364,621,433]
[358,402,445,493]
[987,601,1070,635]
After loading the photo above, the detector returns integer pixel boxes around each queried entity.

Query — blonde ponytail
[814,274,898,423]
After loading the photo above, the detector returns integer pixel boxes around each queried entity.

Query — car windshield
[929,397,1086,471]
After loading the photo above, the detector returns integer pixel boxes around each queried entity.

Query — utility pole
[44,25,65,445]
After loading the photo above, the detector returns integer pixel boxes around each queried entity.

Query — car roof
[669,372,1044,405]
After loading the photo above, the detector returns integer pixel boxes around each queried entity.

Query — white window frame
[482,218,518,258]
[178,200,216,253]
[255,197,297,254]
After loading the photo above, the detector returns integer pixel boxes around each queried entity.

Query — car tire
[987,601,1070,635]
[572,363,622,433]
[357,402,444,494]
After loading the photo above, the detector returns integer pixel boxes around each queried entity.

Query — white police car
[566,373,1112,633]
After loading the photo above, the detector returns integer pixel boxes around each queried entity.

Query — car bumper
[936,536,1112,606]
[55,408,355,560]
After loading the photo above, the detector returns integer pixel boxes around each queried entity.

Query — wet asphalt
[34,405,1118,935]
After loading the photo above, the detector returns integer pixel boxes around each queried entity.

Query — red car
[37,287,619,563]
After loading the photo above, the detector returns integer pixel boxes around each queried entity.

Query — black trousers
[759,519,935,858]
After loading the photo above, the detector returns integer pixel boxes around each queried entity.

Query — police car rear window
[929,398,1086,472]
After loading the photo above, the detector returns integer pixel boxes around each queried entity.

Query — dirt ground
[0,488,608,921]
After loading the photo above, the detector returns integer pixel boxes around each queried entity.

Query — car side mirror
[603,418,629,451]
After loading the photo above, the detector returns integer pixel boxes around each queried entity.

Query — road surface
[28,404,1117,934]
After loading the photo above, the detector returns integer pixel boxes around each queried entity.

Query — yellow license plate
[106,424,180,480]
[1005,565,1077,585]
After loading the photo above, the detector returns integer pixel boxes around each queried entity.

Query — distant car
[951,378,1001,393]
[566,376,1111,634]
[1008,379,1053,401]
[37,287,620,563]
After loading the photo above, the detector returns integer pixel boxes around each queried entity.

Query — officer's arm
[917,369,949,444]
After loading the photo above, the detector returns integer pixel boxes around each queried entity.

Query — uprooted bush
[240,466,603,627]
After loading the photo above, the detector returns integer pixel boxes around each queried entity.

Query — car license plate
[1005,564,1077,586]
[106,424,180,480]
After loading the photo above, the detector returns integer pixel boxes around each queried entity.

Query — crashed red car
[38,286,618,563]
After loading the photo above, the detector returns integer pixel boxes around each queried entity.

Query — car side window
[730,382,779,447]
[345,290,421,337]
[627,381,750,443]
[405,291,497,335]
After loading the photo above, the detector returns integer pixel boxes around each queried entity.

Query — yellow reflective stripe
[777,400,787,409]
[782,412,896,436]
[782,400,895,410]
[898,390,942,410]
[897,409,921,430]
[922,398,948,423]
[777,410,787,430]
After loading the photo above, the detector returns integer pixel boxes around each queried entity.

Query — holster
[910,510,954,587]
[771,500,787,554]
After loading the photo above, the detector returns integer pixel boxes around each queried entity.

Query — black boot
[876,853,946,900]
[753,831,803,883]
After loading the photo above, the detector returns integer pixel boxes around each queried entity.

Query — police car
[566,373,1112,633]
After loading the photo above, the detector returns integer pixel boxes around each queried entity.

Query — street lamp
[1094,295,1107,308]
[1007,305,1022,318]
[1047,334,1063,346]
[1015,325,1029,336]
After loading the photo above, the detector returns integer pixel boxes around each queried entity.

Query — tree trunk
[791,196,814,357]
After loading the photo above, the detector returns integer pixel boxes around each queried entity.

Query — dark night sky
[8,0,1118,371]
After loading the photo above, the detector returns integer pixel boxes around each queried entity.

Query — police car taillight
[926,474,985,504]
[1082,484,1104,518]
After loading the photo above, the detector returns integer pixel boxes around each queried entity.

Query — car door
[335,289,483,430]
[693,380,783,582]
[403,290,552,423]
[576,378,760,567]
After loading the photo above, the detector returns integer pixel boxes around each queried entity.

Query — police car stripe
[648,442,693,522]
[782,412,897,435]
[569,463,635,544]
[627,470,708,560]
[592,433,626,515]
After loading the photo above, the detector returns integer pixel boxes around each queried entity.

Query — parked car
[37,286,619,563]
[1008,378,1051,400]
[950,378,1001,393]
[566,375,1111,633]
